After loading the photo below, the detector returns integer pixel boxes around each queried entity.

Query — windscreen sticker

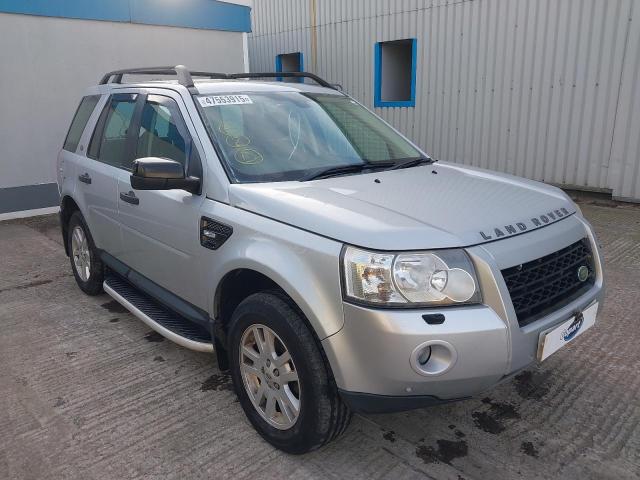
[197,95,253,107]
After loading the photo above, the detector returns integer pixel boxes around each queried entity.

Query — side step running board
[104,274,214,353]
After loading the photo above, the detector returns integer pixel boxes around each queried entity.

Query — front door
[116,92,206,309]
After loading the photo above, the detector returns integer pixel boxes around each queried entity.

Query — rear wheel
[228,292,351,453]
[68,211,104,295]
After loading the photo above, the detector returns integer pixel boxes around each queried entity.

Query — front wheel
[228,292,351,453]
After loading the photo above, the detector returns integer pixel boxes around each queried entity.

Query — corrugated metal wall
[248,0,640,202]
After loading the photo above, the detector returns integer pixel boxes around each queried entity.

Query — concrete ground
[1,200,639,480]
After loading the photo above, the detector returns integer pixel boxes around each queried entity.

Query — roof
[194,80,342,95]
[90,80,342,97]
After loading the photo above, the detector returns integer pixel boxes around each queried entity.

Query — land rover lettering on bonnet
[57,66,604,453]
[479,207,573,241]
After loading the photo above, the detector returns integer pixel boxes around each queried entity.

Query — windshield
[196,92,423,182]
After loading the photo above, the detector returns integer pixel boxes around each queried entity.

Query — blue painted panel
[275,54,283,81]
[374,38,417,108]
[410,38,417,104]
[0,0,251,32]
[131,0,251,33]
[0,0,130,22]
[374,42,382,106]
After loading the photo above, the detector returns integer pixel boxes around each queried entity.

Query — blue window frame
[374,39,417,108]
[275,52,304,82]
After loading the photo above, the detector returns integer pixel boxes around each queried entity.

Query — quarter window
[63,95,100,152]
[136,96,188,166]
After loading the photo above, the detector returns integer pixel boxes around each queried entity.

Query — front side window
[63,95,100,152]
[136,96,188,166]
[88,94,137,168]
[197,92,422,183]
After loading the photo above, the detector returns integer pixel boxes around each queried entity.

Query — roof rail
[227,72,336,89]
[99,65,214,88]
[99,66,337,90]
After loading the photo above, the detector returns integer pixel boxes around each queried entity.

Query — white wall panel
[0,13,244,189]
[608,0,640,201]
[249,0,640,201]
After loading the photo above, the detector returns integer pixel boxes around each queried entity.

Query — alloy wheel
[71,225,91,282]
[239,324,301,430]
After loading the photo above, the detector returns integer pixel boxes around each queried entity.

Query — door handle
[119,191,140,205]
[78,173,92,184]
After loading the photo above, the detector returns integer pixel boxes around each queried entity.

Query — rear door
[76,93,140,255]
[116,90,206,308]
[58,93,102,195]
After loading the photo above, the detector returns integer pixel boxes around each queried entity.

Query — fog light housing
[417,346,432,365]
[410,340,457,376]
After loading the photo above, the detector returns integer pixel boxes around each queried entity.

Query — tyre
[228,292,352,454]
[68,211,104,295]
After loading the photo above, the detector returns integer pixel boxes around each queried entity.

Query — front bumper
[322,214,605,412]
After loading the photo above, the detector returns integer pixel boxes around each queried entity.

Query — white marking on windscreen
[197,95,253,107]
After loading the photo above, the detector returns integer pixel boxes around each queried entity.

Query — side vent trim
[200,217,233,250]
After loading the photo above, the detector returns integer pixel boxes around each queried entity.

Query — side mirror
[130,157,200,194]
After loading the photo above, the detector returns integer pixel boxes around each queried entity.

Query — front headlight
[342,246,482,307]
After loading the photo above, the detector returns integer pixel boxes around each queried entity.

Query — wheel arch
[60,195,81,256]
[212,264,343,370]
[214,268,314,342]
[212,268,298,371]
[213,262,343,341]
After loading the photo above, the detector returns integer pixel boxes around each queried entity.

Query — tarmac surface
[1,199,639,479]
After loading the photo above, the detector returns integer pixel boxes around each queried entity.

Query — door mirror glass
[131,157,200,193]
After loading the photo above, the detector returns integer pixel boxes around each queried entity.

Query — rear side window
[63,95,100,152]
[88,94,137,168]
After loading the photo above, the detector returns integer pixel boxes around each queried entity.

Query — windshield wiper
[388,156,436,170]
[300,161,394,181]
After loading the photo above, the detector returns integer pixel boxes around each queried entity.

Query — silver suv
[58,66,604,453]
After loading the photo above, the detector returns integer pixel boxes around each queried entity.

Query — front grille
[501,239,595,327]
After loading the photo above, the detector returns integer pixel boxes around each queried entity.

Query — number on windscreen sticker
[198,95,253,107]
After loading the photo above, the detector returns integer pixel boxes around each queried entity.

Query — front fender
[202,202,345,339]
